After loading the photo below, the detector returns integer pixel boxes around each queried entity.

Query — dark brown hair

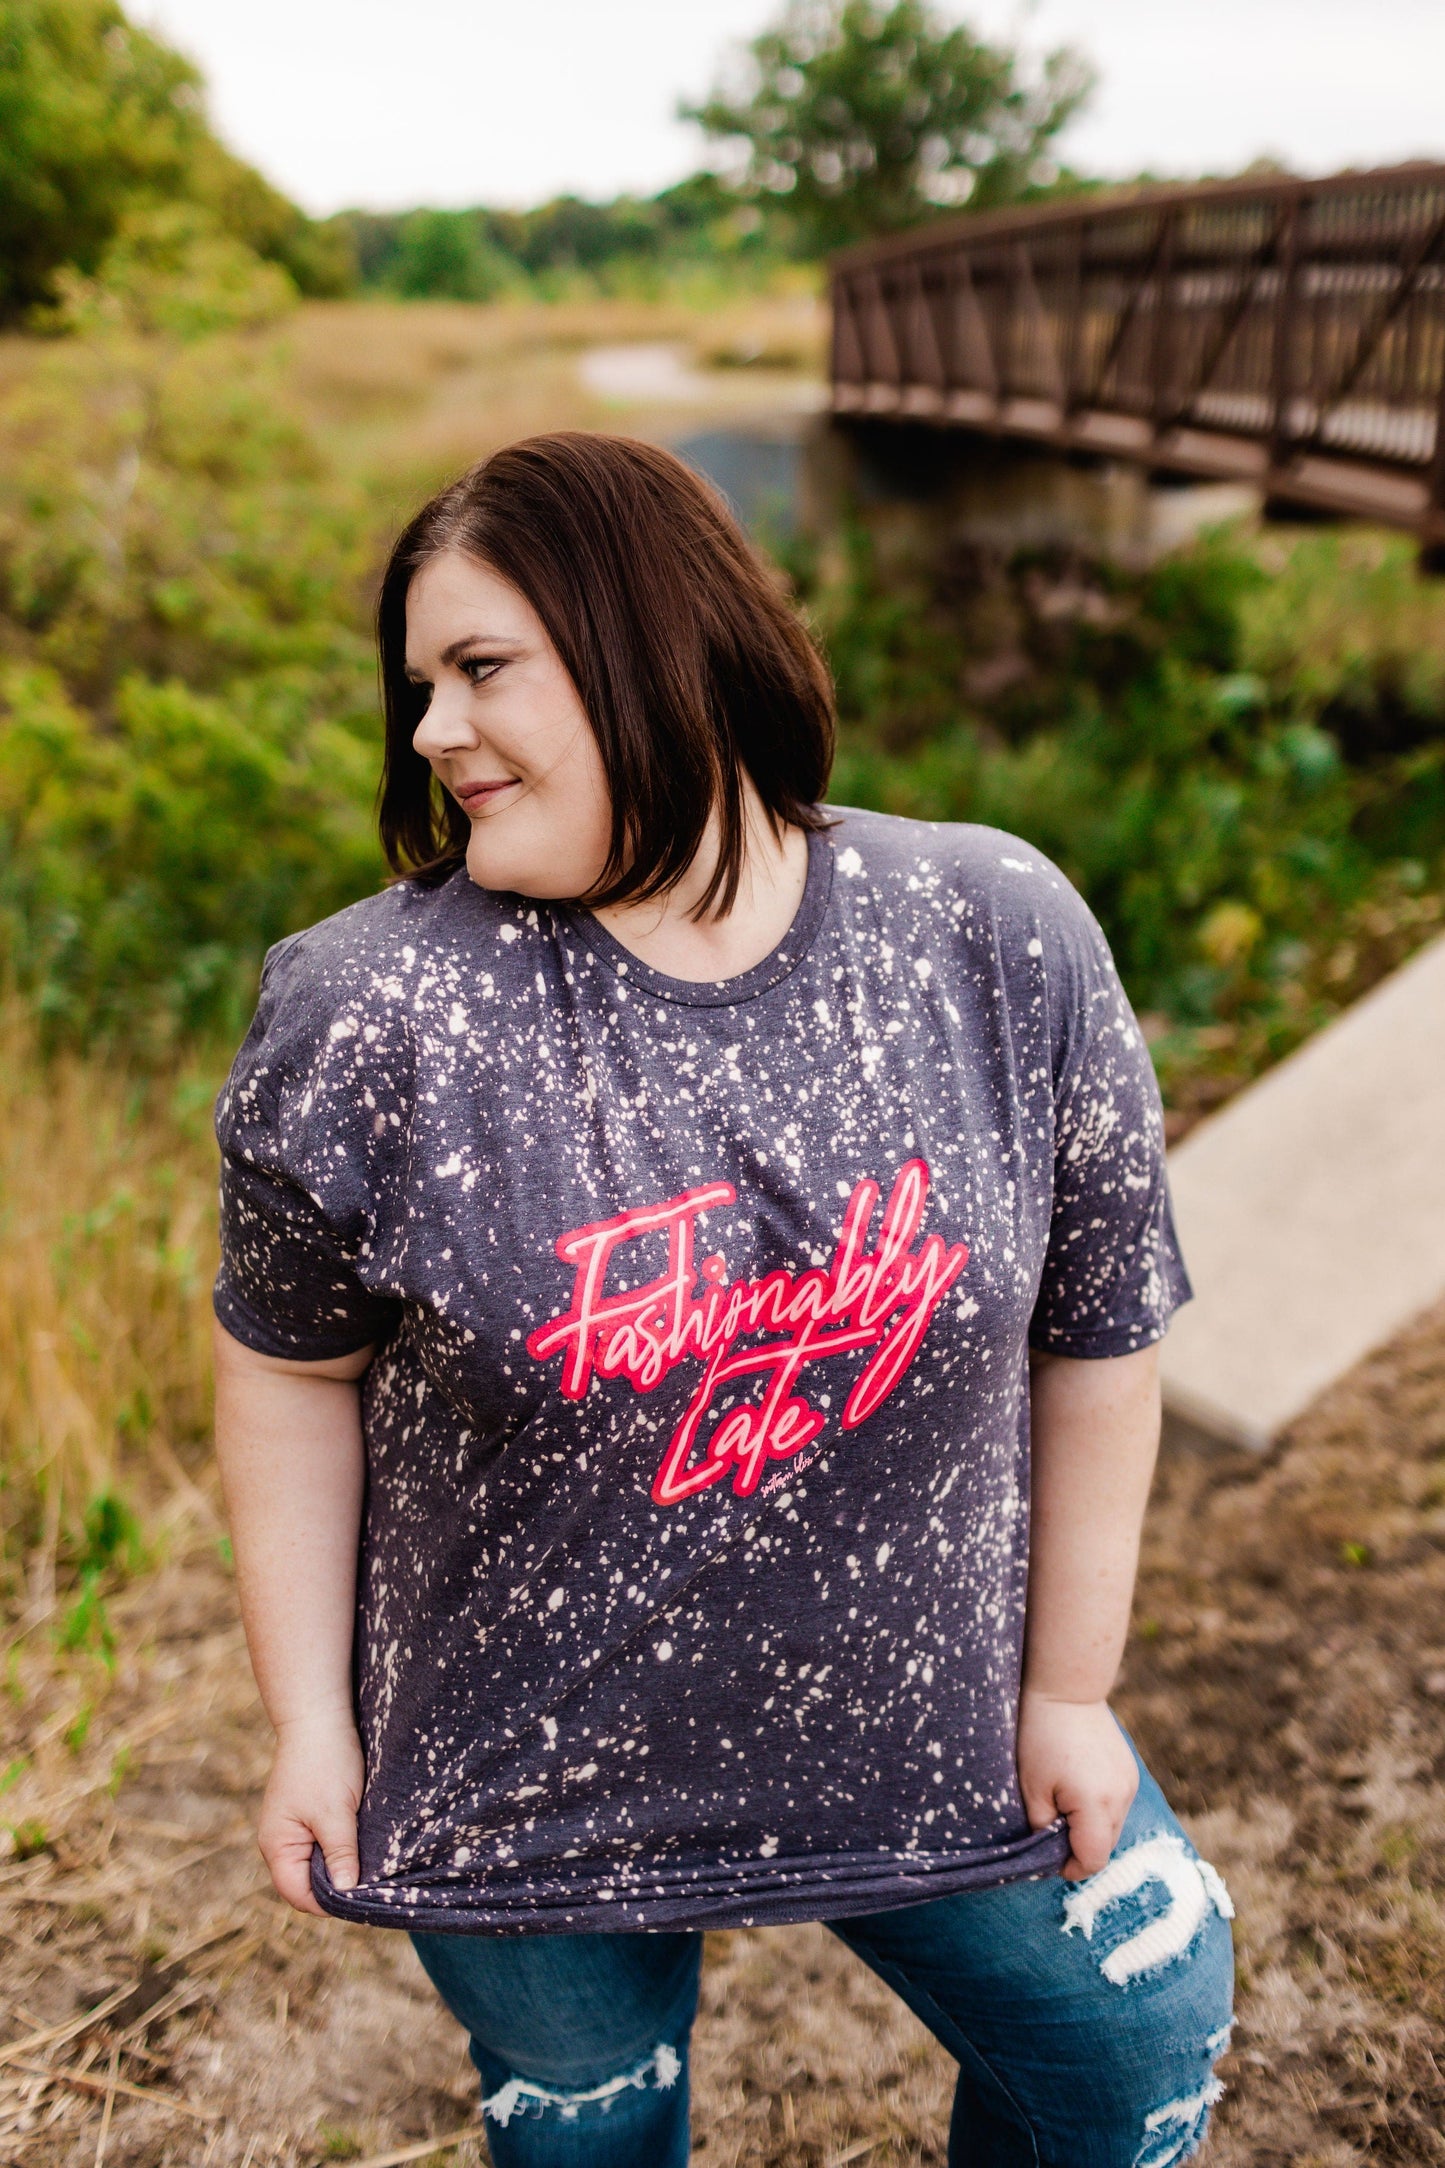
[376,432,835,915]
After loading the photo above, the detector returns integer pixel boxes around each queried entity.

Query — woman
[213,432,1233,2167]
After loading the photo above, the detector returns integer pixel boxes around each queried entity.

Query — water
[671,428,803,539]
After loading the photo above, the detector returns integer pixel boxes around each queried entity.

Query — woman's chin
[465,843,523,896]
[464,837,585,903]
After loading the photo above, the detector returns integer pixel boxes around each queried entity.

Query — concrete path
[1160,931,1445,1448]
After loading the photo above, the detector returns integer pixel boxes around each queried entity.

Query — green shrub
[0,312,386,1048]
[809,522,1445,1116]
[0,662,380,1043]
[383,209,523,303]
[0,0,352,320]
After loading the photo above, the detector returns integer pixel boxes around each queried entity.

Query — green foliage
[1242,528,1445,757]
[50,1493,143,1664]
[54,200,299,337]
[0,663,380,1043]
[806,522,1445,1112]
[317,2128,363,2161]
[0,0,352,323]
[0,316,386,1048]
[76,1490,144,1578]
[183,135,356,299]
[685,0,1093,252]
[0,0,199,318]
[344,175,777,299]
[7,1816,49,1858]
[381,208,522,302]
[57,1569,114,1658]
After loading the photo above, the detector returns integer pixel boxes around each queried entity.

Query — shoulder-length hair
[376,431,835,916]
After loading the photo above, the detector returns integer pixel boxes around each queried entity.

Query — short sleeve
[213,932,407,1361]
[1027,887,1191,1359]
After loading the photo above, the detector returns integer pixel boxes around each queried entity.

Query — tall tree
[0,0,199,316]
[0,0,348,322]
[685,0,1093,254]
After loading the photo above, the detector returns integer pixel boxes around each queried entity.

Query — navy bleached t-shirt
[214,809,1189,1935]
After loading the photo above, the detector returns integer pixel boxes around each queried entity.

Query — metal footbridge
[829,163,1445,561]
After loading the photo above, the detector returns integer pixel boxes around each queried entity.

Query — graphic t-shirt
[214,809,1189,1935]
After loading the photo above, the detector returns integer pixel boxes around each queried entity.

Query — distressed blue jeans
[411,1748,1234,2168]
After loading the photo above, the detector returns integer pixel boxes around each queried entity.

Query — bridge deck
[829,165,1445,557]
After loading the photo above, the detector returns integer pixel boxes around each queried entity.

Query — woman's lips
[455,778,519,810]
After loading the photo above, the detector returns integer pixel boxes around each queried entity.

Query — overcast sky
[140,0,1445,216]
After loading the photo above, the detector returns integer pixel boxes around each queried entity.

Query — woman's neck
[591,785,810,984]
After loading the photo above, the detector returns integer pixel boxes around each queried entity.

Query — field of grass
[270,284,827,498]
[0,1012,218,1607]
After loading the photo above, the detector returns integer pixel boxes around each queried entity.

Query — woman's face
[406,549,612,899]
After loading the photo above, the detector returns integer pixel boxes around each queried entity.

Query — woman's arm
[212,1318,372,1915]
[1019,1343,1161,1879]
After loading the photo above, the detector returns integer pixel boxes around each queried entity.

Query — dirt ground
[2,1301,1443,2167]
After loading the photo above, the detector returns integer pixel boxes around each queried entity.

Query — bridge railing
[830,164,1445,555]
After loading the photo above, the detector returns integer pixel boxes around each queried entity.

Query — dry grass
[1119,1299,1445,2165]
[267,286,827,503]
[0,1016,220,1606]
[0,282,828,603]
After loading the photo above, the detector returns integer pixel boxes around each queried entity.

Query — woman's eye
[461,657,504,685]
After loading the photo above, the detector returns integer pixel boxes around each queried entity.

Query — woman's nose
[412,680,479,760]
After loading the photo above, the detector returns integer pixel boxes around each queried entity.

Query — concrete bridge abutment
[801,417,1261,583]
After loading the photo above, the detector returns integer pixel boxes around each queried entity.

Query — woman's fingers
[1022,1772,1127,1879]
[310,1804,361,1893]
[259,1793,360,1912]
[1020,1773,1062,1832]
[257,1716,365,1915]
[260,1819,327,1915]
[1023,1778,1124,1879]
[1061,1793,1125,1880]
[1017,1692,1140,1880]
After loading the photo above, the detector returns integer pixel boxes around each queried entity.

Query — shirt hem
[310,1822,1071,1935]
[212,1281,380,1363]
[1027,1296,1191,1361]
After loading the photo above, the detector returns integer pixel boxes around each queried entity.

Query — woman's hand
[1017,1688,1138,1881]
[258,1708,365,1915]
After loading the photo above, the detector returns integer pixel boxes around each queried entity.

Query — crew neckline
[559,826,835,1008]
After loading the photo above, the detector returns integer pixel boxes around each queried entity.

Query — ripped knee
[1061,1833,1234,1987]
[481,2041,682,2128]
[1132,2076,1225,2168]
